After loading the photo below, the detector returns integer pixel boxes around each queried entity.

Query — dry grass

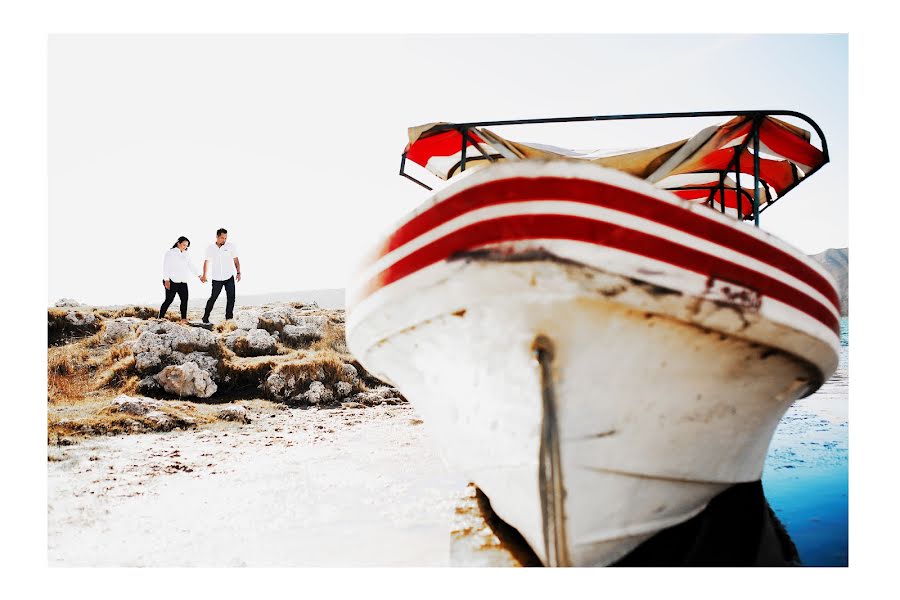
[47,335,137,405]
[310,320,349,355]
[46,305,391,444]
[48,306,157,346]
[265,348,367,403]
[214,345,305,395]
[48,343,94,402]
[47,398,217,444]
[214,320,239,334]
[48,309,102,345]
[273,349,351,385]
[94,306,158,320]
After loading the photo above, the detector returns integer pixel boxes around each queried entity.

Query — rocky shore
[48,301,405,444]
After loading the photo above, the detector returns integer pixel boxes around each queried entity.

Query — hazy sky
[49,34,848,306]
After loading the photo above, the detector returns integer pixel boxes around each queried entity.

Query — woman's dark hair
[172,236,191,249]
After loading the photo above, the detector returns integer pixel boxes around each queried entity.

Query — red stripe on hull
[356,213,840,336]
[364,177,840,313]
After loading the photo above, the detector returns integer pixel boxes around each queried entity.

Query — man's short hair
[216,228,228,237]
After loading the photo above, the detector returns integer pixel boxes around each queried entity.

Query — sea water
[761,317,849,566]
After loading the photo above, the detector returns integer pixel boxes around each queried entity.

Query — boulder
[134,321,217,353]
[234,309,261,331]
[224,328,278,356]
[246,328,278,354]
[168,350,219,380]
[155,362,218,398]
[143,410,173,430]
[64,310,96,326]
[110,394,162,415]
[352,386,405,406]
[281,316,328,345]
[341,363,358,380]
[135,351,164,374]
[303,380,335,405]
[264,371,289,401]
[136,375,162,394]
[54,298,83,308]
[101,317,140,344]
[130,323,219,375]
[218,405,252,424]
[335,381,353,398]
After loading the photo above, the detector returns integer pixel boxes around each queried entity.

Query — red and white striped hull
[346,161,840,566]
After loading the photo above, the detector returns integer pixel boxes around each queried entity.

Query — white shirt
[162,248,200,283]
[205,241,239,281]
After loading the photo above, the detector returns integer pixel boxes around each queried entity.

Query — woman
[159,236,203,321]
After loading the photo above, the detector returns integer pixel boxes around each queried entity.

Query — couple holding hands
[160,227,241,324]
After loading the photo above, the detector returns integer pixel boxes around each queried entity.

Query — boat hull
[346,161,840,566]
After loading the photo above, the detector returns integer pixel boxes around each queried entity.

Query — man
[201,228,241,323]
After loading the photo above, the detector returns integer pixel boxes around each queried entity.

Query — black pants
[203,276,236,321]
[159,280,189,319]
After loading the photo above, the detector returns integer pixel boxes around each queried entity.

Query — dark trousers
[159,280,189,319]
[203,276,236,321]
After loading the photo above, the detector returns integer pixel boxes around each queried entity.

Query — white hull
[346,161,840,566]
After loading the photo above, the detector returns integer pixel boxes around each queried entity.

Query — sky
[48,34,848,306]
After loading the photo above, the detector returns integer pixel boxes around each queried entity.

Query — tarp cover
[404,116,825,220]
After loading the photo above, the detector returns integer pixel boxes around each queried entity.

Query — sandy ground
[48,403,469,567]
[48,349,849,567]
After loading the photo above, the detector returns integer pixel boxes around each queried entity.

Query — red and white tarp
[404,116,826,220]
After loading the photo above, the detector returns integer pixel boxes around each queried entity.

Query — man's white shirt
[205,242,239,281]
[162,248,200,283]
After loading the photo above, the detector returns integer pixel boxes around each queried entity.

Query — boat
[345,111,840,567]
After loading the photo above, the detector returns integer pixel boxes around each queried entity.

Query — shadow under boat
[464,481,800,567]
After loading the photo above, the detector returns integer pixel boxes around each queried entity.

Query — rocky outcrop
[224,328,279,357]
[281,316,328,346]
[809,247,848,316]
[103,394,197,432]
[100,318,141,344]
[130,322,220,376]
[303,381,334,405]
[54,298,84,308]
[48,302,401,408]
[48,308,102,344]
[233,307,328,347]
[155,362,218,399]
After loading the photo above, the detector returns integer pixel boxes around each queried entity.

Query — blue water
[761,316,848,566]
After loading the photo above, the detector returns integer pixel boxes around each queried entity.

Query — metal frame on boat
[398,110,830,227]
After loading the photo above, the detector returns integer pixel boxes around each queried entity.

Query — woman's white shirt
[163,248,199,283]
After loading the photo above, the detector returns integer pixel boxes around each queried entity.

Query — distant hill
[809,248,848,316]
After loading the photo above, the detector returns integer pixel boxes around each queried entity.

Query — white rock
[155,362,218,398]
[54,298,83,307]
[101,318,140,344]
[135,351,163,374]
[303,380,334,405]
[218,405,251,424]
[224,328,277,356]
[143,410,172,429]
[246,328,277,353]
[64,310,96,326]
[282,316,328,344]
[111,394,162,415]
[235,310,261,330]
[336,381,352,398]
[265,371,288,400]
